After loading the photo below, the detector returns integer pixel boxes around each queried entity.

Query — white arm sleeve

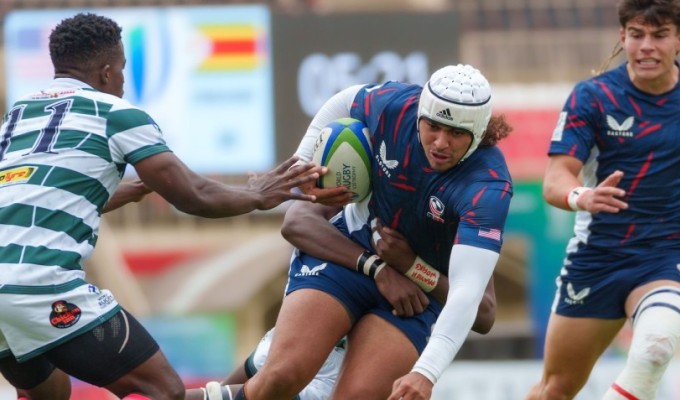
[294,84,365,162]
[411,244,498,384]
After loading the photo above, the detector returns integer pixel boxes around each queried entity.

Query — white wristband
[566,186,592,211]
[404,257,440,293]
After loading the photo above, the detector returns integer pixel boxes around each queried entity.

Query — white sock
[602,287,680,400]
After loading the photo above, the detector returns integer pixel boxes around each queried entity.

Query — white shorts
[252,328,346,400]
[0,282,120,362]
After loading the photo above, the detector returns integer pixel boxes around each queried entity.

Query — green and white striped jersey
[0,78,170,293]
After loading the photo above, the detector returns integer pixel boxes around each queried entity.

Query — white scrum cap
[418,64,492,162]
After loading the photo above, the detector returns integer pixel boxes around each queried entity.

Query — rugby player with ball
[203,64,513,400]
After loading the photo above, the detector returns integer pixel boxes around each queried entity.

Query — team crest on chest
[426,196,445,223]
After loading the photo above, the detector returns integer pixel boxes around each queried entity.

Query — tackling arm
[281,200,369,271]
[133,152,319,218]
[281,201,495,333]
[372,221,496,334]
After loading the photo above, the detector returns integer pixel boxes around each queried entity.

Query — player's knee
[334,384,386,400]
[119,374,185,400]
[140,384,185,400]
[165,378,186,400]
[540,374,587,400]
[541,384,581,400]
[630,287,680,363]
[156,373,185,400]
[333,373,398,400]
[257,363,309,398]
[628,332,675,368]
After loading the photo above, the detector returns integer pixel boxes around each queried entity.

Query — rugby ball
[311,118,372,202]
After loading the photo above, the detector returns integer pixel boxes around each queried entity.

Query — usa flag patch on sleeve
[478,228,501,241]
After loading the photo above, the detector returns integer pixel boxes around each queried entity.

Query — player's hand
[247,156,319,209]
[374,266,429,317]
[371,219,414,274]
[296,166,354,208]
[307,185,354,208]
[578,170,628,214]
[388,372,433,400]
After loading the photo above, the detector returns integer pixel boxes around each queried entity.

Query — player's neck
[626,62,679,95]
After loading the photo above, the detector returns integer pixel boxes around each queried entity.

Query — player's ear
[99,64,111,85]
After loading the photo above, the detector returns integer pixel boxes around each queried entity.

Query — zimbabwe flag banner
[197,24,265,71]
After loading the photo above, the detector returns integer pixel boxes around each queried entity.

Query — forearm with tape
[356,251,386,278]
[404,257,440,292]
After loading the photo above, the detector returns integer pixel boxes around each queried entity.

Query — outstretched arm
[133,153,320,218]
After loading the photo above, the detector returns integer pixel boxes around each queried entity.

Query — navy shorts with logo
[552,245,680,319]
[285,251,442,354]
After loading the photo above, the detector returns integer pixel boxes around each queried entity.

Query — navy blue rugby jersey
[549,63,680,253]
[348,82,513,276]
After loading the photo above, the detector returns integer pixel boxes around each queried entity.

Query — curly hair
[479,113,512,148]
[49,13,122,73]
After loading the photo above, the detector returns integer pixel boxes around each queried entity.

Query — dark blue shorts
[553,245,680,319]
[285,251,443,354]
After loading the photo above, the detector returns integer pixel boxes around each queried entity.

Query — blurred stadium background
[1,0,678,398]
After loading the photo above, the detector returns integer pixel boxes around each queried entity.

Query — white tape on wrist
[566,186,592,211]
[404,256,440,292]
[356,251,386,279]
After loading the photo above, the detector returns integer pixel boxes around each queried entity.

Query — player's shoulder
[574,63,626,96]
[466,147,511,179]
[89,93,156,129]
[358,81,420,99]
[94,92,143,113]
[354,81,420,124]
[451,148,513,196]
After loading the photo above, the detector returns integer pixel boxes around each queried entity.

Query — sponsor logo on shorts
[97,293,115,309]
[565,282,590,305]
[49,300,81,329]
[295,263,327,277]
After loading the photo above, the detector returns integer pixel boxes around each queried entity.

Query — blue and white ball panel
[312,118,372,202]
